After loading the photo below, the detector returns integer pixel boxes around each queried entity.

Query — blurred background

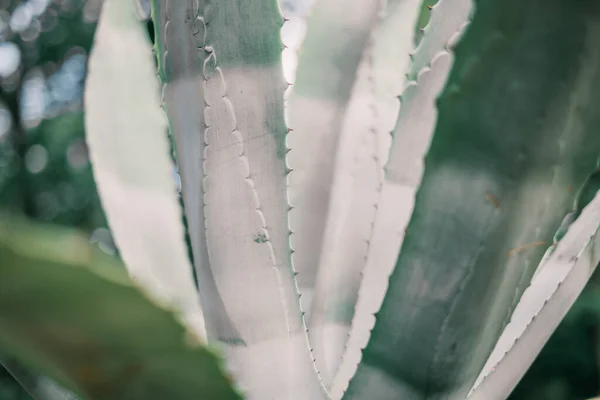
[0,0,598,399]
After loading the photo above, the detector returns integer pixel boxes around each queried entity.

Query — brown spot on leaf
[485,191,501,209]
[507,241,547,256]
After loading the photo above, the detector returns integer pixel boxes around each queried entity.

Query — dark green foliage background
[0,367,31,400]
[0,0,107,397]
[0,0,597,398]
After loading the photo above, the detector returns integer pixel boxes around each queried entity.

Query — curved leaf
[286,0,382,316]
[85,0,206,338]
[332,51,456,399]
[152,0,326,398]
[150,0,237,345]
[406,0,472,81]
[308,0,424,388]
[469,192,600,399]
[331,0,471,394]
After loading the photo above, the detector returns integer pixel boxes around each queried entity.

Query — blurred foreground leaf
[0,214,241,400]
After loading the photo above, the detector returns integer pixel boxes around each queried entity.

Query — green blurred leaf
[0,213,241,400]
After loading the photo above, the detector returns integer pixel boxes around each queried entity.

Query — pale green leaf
[84,0,206,338]
[152,1,326,397]
[469,193,600,399]
[308,0,424,389]
[286,0,382,317]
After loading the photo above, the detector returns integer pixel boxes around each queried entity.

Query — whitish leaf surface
[331,0,471,395]
[332,51,457,400]
[152,1,326,398]
[469,179,600,399]
[151,0,238,345]
[343,0,600,398]
[406,0,472,81]
[307,0,424,388]
[286,0,382,316]
[84,0,206,338]
[307,49,381,387]
[0,214,240,400]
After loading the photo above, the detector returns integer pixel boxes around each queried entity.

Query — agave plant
[1,0,600,398]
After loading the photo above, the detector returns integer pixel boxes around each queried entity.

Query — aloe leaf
[342,0,600,398]
[152,1,326,398]
[468,193,600,399]
[307,0,423,388]
[286,0,382,315]
[0,214,240,400]
[84,0,206,339]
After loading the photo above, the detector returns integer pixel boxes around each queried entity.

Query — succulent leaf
[150,0,238,346]
[308,0,424,388]
[343,0,600,398]
[406,0,472,81]
[332,0,472,395]
[152,0,326,397]
[469,193,600,399]
[286,0,382,317]
[85,0,206,339]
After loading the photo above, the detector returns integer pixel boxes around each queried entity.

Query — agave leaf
[468,193,600,399]
[152,1,326,398]
[331,51,457,400]
[470,168,600,397]
[84,0,206,338]
[343,0,600,398]
[0,214,240,400]
[286,0,382,316]
[308,0,424,387]
[308,46,381,387]
[331,0,470,395]
[406,0,472,81]
[150,0,238,345]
